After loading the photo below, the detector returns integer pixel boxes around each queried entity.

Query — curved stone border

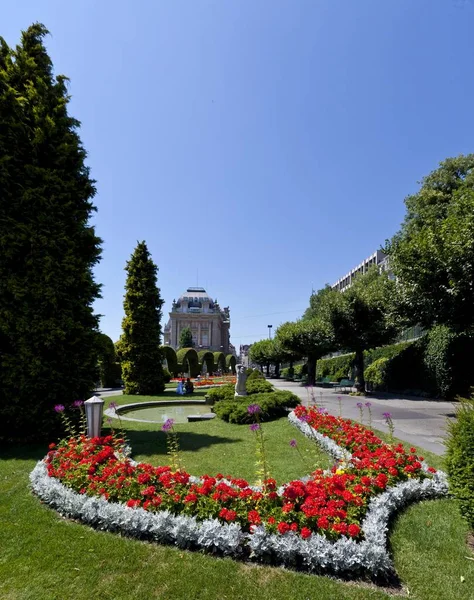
[29,411,449,578]
[105,400,211,424]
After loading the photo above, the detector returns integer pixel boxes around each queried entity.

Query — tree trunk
[307,354,316,386]
[274,362,280,378]
[266,362,270,376]
[354,349,365,392]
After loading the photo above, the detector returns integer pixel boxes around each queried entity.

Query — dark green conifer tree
[0,24,102,442]
[119,242,165,395]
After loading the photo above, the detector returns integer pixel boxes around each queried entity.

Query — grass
[0,396,473,599]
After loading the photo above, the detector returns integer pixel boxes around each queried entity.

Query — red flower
[317,516,330,530]
[267,516,276,525]
[126,499,141,508]
[277,522,290,535]
[247,510,261,525]
[184,493,198,503]
[301,527,312,539]
[348,524,360,537]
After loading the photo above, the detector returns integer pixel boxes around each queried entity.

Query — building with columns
[163,287,232,354]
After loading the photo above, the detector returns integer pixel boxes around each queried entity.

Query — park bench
[334,379,355,393]
[315,377,334,388]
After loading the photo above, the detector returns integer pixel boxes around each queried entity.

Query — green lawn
[0,397,473,600]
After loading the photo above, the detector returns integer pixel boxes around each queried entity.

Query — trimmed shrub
[364,357,389,390]
[246,379,274,394]
[317,354,354,381]
[205,384,235,403]
[294,364,307,378]
[445,398,474,529]
[281,367,294,380]
[162,368,172,384]
[213,391,300,424]
[247,369,265,381]
[424,326,474,398]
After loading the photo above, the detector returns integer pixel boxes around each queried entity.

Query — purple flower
[382,412,392,419]
[247,404,261,415]
[365,402,372,408]
[162,418,175,432]
[337,396,342,401]
[54,404,65,413]
[109,402,118,410]
[317,407,328,414]
[72,400,84,408]
[298,414,311,423]
[356,402,363,408]
[249,423,260,432]
[106,417,113,425]
[289,439,297,448]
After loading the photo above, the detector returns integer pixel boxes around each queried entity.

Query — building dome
[174,287,215,310]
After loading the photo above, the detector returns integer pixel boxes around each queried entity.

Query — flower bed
[30,406,448,578]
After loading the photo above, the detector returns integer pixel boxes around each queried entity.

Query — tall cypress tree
[119,242,165,395]
[0,24,102,442]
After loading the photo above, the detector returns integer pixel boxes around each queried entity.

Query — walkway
[272,380,455,456]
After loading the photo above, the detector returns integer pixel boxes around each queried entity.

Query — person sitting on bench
[185,378,194,394]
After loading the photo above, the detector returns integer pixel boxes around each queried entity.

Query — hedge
[213,391,300,424]
[205,378,274,403]
[424,326,474,398]
[445,398,474,529]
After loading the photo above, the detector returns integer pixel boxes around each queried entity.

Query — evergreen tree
[97,333,121,388]
[0,24,102,442]
[119,242,165,395]
[179,326,194,349]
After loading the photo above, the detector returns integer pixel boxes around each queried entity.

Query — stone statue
[235,364,248,397]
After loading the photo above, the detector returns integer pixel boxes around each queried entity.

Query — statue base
[235,392,248,397]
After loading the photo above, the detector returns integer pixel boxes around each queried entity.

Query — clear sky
[4,0,474,349]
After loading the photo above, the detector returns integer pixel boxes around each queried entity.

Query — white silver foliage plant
[29,409,448,578]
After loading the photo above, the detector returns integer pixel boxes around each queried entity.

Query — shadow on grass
[124,429,241,458]
[0,443,48,462]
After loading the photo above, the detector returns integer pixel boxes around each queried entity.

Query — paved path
[272,380,455,456]
[93,387,124,398]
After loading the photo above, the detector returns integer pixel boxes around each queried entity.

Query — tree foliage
[97,333,121,388]
[118,242,165,395]
[178,327,194,349]
[276,318,333,385]
[386,155,474,332]
[316,269,398,391]
[0,24,102,441]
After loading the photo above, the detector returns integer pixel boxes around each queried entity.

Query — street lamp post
[268,325,273,340]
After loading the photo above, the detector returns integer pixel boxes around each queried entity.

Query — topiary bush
[445,398,474,530]
[162,368,171,384]
[213,390,300,424]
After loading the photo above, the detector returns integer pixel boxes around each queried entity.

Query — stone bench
[187,413,216,422]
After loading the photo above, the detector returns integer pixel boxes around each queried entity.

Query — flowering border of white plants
[29,409,448,578]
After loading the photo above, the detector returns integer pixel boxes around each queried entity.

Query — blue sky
[4,0,474,349]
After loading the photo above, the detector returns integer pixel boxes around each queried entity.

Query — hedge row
[316,332,474,398]
[213,390,300,424]
[446,398,474,529]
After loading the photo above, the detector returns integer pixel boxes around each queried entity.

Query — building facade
[331,250,392,292]
[163,287,231,353]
